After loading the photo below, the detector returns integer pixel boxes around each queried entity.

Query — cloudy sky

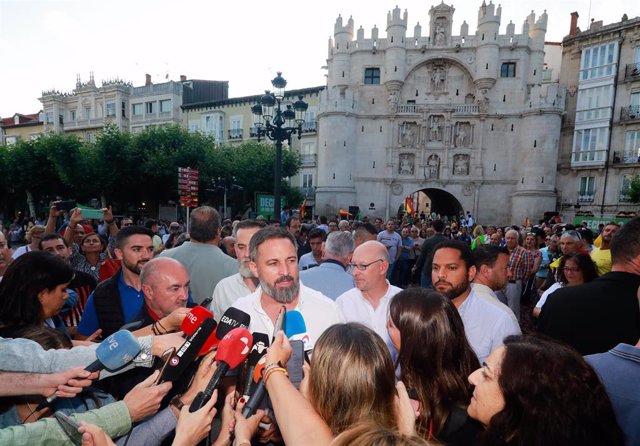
[0,0,633,117]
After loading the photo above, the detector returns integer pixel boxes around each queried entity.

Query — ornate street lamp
[252,72,308,222]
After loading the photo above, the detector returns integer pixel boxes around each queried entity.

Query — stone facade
[316,1,564,225]
[556,14,640,222]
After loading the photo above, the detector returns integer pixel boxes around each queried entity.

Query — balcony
[228,129,243,140]
[624,63,640,82]
[397,104,419,113]
[302,120,317,133]
[301,154,317,167]
[613,150,640,165]
[621,105,640,122]
[571,149,607,167]
[577,193,595,203]
[454,104,479,114]
[299,186,315,197]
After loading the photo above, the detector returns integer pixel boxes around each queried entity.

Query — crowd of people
[0,203,638,446]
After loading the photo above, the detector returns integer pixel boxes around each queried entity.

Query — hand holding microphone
[189,327,253,412]
[37,330,141,411]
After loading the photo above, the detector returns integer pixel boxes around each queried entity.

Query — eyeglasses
[562,266,580,273]
[348,259,384,271]
[121,222,133,227]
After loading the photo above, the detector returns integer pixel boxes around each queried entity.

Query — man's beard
[239,260,254,279]
[123,257,147,275]
[435,277,470,300]
[260,275,299,304]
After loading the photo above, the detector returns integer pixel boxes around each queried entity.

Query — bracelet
[105,219,114,225]
[262,362,284,377]
[152,321,160,336]
[156,319,167,334]
[263,367,288,385]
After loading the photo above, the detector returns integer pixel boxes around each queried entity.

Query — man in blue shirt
[77,226,155,339]
[300,231,354,299]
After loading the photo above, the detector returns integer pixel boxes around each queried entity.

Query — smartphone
[54,200,77,211]
[272,306,286,342]
[80,208,104,220]
[54,411,83,445]
[287,340,304,389]
[155,347,176,384]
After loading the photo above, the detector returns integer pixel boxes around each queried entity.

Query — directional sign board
[178,167,199,207]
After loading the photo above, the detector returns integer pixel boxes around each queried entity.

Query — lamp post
[251,72,308,222]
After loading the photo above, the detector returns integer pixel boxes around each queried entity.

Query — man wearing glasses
[336,240,402,350]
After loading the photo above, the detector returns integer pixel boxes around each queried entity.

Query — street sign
[178,167,199,208]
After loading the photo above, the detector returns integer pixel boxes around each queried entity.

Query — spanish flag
[299,198,307,219]
[338,208,353,217]
[405,196,414,215]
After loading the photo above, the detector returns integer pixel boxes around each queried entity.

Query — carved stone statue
[388,91,399,112]
[400,123,418,147]
[455,123,471,147]
[431,67,446,92]
[427,154,440,179]
[399,154,415,175]
[429,116,442,141]
[435,24,446,46]
[453,154,470,176]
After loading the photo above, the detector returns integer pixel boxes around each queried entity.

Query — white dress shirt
[210,273,256,321]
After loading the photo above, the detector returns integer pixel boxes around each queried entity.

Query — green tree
[627,176,640,204]
[3,139,60,216]
[94,124,137,206]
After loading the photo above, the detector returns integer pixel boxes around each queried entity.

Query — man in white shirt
[432,240,520,363]
[336,241,402,347]
[231,227,343,345]
[210,219,265,320]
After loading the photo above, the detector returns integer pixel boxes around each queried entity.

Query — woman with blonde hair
[470,226,485,250]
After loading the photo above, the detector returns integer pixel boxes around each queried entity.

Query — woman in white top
[533,252,598,318]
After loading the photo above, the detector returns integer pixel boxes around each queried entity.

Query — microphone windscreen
[216,307,251,340]
[284,310,313,351]
[247,333,270,366]
[181,306,214,336]
[95,330,141,370]
[161,317,217,382]
[216,327,253,369]
[253,355,267,384]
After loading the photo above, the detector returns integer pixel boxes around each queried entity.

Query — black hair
[0,251,74,327]
[432,239,475,269]
[39,233,69,249]
[115,225,155,250]
[308,228,327,241]
[610,217,640,265]
[473,245,509,269]
[189,206,221,242]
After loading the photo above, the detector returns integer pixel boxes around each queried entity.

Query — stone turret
[386,6,408,86]
[329,15,354,89]
[527,10,547,85]
[475,1,501,89]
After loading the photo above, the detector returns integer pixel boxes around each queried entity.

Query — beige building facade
[316,2,565,225]
[556,13,640,221]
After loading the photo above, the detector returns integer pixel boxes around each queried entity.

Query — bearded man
[431,239,520,364]
[210,220,265,320]
[231,227,343,344]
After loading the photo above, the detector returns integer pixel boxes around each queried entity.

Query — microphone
[189,327,253,411]
[242,306,286,418]
[159,317,217,383]
[181,306,218,356]
[284,310,313,353]
[241,333,270,398]
[216,307,251,339]
[37,330,140,410]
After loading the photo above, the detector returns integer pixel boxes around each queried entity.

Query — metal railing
[621,105,640,122]
[301,154,317,166]
[577,193,595,203]
[228,129,243,140]
[613,150,640,164]
[624,63,640,81]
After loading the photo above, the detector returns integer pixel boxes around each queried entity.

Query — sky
[0,0,634,117]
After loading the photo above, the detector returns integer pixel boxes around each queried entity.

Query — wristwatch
[170,394,185,411]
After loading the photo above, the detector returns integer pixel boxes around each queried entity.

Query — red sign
[178,167,199,207]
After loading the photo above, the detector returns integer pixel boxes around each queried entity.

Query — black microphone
[216,307,251,339]
[242,306,286,418]
[159,317,217,383]
[241,333,270,398]
[37,330,141,411]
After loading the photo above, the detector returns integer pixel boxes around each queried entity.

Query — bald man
[135,257,193,334]
[336,241,402,349]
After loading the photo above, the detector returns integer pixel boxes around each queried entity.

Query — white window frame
[578,176,596,202]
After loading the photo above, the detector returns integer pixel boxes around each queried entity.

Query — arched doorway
[402,188,464,220]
